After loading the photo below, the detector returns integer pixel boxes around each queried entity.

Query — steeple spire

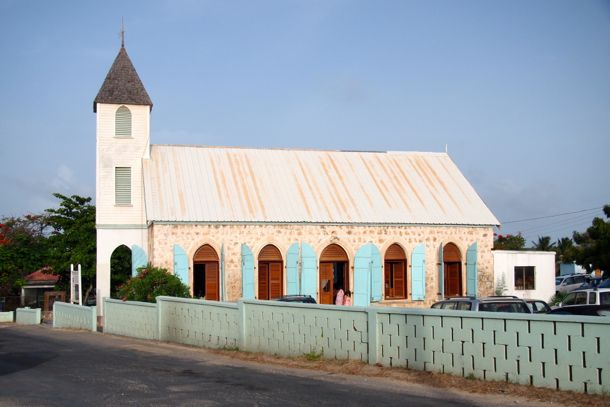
[93,33,153,113]
[120,18,125,48]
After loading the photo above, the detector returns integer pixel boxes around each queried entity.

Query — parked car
[525,299,552,314]
[555,274,589,294]
[431,296,531,313]
[275,295,317,304]
[548,304,610,317]
[559,288,610,307]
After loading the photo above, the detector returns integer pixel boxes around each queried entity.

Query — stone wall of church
[148,223,494,307]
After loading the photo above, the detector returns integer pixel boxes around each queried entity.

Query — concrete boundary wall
[0,311,14,322]
[374,308,609,394]
[53,302,97,332]
[104,299,158,340]
[96,298,610,394]
[157,296,240,349]
[243,301,369,361]
[16,308,41,325]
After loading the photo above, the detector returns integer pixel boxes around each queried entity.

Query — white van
[560,288,610,306]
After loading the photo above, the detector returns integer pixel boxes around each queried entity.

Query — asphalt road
[0,324,546,407]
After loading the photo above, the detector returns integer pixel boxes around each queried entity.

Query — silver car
[555,274,589,294]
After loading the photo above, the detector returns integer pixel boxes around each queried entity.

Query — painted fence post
[157,297,165,342]
[367,308,378,365]
[238,300,248,351]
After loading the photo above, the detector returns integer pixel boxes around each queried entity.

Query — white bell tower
[93,38,153,316]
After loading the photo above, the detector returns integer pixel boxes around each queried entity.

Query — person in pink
[343,290,352,306]
[335,289,345,305]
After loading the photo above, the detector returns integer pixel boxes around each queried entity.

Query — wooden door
[258,263,269,300]
[444,262,461,297]
[205,262,219,301]
[384,261,406,299]
[269,262,282,299]
[319,262,334,304]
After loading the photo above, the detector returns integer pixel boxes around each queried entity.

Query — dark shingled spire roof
[93,46,153,112]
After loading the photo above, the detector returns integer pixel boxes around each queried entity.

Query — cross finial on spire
[120,17,125,48]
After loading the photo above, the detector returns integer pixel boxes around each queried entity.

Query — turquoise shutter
[286,243,299,295]
[173,244,188,285]
[466,242,478,297]
[370,244,382,302]
[354,244,371,307]
[438,242,444,299]
[411,243,426,301]
[241,244,255,299]
[131,245,147,276]
[300,243,317,298]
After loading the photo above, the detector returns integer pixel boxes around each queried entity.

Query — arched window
[193,244,220,300]
[319,244,349,305]
[258,245,283,300]
[115,105,132,137]
[384,244,407,300]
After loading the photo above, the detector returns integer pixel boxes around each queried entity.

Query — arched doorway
[319,244,349,305]
[384,244,407,300]
[110,245,132,298]
[258,245,283,300]
[444,243,462,297]
[193,244,219,301]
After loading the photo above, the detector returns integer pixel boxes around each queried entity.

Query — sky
[0,0,609,245]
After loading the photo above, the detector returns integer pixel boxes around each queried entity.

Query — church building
[94,43,499,315]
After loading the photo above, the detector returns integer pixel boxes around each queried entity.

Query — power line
[501,207,602,224]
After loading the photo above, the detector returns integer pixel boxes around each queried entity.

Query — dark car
[275,295,317,304]
[431,296,531,313]
[548,304,610,317]
[525,299,552,314]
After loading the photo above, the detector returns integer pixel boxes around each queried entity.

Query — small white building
[492,250,556,302]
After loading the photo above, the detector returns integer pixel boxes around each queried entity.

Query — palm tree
[555,237,573,262]
[531,236,556,251]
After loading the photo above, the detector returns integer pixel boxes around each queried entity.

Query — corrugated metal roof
[142,145,499,226]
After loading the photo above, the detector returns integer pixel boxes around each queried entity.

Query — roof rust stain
[372,156,395,209]
[228,152,256,219]
[420,157,462,214]
[319,155,349,220]
[291,167,313,218]
[218,162,235,218]
[409,157,446,213]
[173,150,187,215]
[209,153,230,217]
[379,156,411,211]
[346,155,374,209]
[391,157,425,208]
[296,155,334,220]
[438,157,475,205]
[360,156,392,208]
[327,154,359,218]
[244,154,268,220]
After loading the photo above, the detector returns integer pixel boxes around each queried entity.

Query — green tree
[493,233,526,250]
[45,194,96,302]
[531,236,556,251]
[567,205,610,278]
[117,265,190,303]
[555,237,574,263]
[0,215,50,295]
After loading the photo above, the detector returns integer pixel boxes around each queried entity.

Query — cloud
[0,164,94,217]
